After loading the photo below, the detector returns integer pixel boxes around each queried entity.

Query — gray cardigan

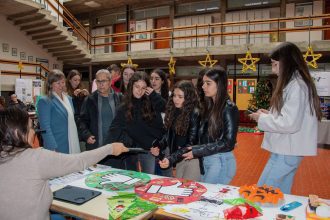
[0,145,113,220]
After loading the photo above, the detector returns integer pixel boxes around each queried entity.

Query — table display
[50,166,329,220]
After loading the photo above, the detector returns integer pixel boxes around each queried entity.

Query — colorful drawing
[135,178,207,204]
[85,170,150,191]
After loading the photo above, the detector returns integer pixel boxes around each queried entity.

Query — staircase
[0,0,91,65]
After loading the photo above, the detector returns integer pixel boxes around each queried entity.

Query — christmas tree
[248,78,272,111]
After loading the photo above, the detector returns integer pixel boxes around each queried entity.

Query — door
[113,23,127,52]
[324,0,330,40]
[154,17,170,49]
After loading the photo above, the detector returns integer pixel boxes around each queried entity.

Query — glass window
[158,6,170,16]
[145,8,157,18]
[227,0,280,9]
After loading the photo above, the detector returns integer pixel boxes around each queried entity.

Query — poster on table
[15,78,33,103]
[135,178,207,204]
[311,71,330,96]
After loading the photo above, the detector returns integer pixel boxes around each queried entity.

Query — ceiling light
[84,1,101,8]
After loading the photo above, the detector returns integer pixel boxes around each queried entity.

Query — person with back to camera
[170,68,239,184]
[249,42,322,194]
[0,107,128,220]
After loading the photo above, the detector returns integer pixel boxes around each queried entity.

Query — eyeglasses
[96,80,110,85]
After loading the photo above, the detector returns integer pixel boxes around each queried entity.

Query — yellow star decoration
[303,46,322,68]
[18,61,24,71]
[198,53,218,67]
[121,56,138,69]
[168,56,176,76]
[238,50,260,73]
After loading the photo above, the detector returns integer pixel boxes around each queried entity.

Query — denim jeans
[50,214,66,220]
[258,153,303,194]
[201,151,236,184]
[138,152,156,174]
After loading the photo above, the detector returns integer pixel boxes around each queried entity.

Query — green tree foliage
[248,78,272,111]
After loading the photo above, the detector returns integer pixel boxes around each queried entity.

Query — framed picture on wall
[12,48,17,56]
[136,20,147,40]
[28,56,33,62]
[2,43,9,52]
[294,3,313,27]
[20,52,26,60]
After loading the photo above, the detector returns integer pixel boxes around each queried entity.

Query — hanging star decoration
[18,61,24,71]
[121,56,138,69]
[238,50,260,73]
[303,46,322,68]
[198,53,218,67]
[168,55,176,76]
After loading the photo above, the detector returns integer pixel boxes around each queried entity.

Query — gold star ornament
[121,56,138,69]
[18,61,24,71]
[168,56,176,76]
[198,53,218,67]
[303,46,322,68]
[238,50,260,73]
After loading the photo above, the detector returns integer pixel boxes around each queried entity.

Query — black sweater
[107,91,165,150]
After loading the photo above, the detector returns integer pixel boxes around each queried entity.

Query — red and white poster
[135,178,207,204]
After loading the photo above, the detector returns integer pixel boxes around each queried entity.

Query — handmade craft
[135,178,207,204]
[85,170,150,191]
[239,184,284,206]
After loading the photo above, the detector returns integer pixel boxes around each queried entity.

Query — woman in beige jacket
[0,108,128,220]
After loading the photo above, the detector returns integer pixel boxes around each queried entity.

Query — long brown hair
[123,71,155,122]
[269,42,322,120]
[164,81,199,136]
[120,65,136,94]
[66,69,83,97]
[202,68,229,139]
[0,108,31,159]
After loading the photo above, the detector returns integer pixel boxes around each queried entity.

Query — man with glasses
[79,69,123,167]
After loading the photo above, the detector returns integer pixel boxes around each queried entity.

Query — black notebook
[53,185,101,205]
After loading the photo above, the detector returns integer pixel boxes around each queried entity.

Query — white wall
[0,15,61,91]
[286,1,322,42]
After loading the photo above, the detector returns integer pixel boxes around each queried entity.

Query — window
[227,0,280,9]
[176,0,220,15]
[134,6,170,20]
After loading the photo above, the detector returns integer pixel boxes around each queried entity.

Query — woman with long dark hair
[119,65,136,94]
[249,42,322,193]
[0,108,128,220]
[179,68,239,184]
[150,68,169,101]
[66,69,89,121]
[154,81,201,180]
[108,71,166,174]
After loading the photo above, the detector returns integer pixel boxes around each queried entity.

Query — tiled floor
[230,133,330,199]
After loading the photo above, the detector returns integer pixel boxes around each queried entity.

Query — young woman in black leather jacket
[151,81,201,181]
[177,68,239,184]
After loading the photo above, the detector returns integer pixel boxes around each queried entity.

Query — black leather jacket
[191,99,239,158]
[154,108,200,165]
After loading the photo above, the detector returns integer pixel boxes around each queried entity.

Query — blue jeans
[258,153,303,194]
[50,214,66,220]
[201,151,236,184]
[138,152,156,174]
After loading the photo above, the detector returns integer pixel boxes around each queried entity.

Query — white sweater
[258,75,318,156]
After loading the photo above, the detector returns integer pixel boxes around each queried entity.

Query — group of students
[0,42,322,220]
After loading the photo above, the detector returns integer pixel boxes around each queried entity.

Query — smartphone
[280,201,302,212]
[245,109,255,115]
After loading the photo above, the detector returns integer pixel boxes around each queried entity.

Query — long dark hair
[124,71,155,122]
[150,68,169,101]
[66,69,83,97]
[120,65,136,94]
[197,68,209,107]
[203,68,229,139]
[164,81,198,136]
[269,42,322,120]
[0,108,31,159]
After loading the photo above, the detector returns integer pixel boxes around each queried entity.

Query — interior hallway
[231,133,330,199]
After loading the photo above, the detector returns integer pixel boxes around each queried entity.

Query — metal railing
[0,59,49,79]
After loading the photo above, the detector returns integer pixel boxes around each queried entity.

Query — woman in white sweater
[249,42,322,194]
[0,108,128,220]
